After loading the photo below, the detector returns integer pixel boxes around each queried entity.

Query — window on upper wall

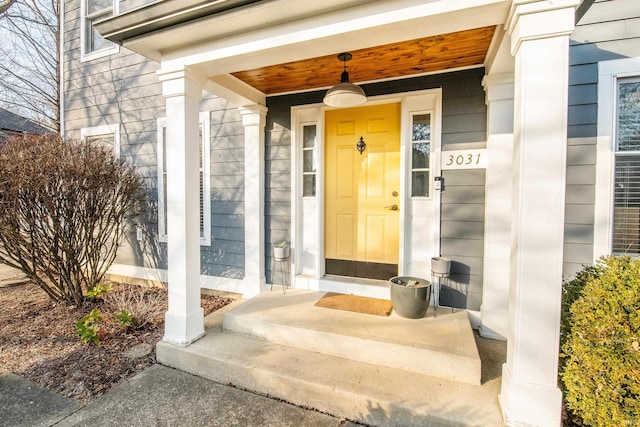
[81,0,118,61]
[410,113,431,197]
[612,77,640,255]
[157,112,211,246]
[81,123,120,157]
[301,124,317,197]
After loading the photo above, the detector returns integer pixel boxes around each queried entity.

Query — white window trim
[157,112,211,246]
[80,0,119,62]
[81,122,120,156]
[594,57,640,260]
[409,110,434,199]
[300,121,318,198]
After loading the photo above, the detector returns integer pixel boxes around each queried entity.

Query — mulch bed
[0,281,233,403]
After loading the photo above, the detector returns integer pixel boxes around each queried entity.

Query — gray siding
[569,0,640,139]
[440,169,485,311]
[205,103,246,279]
[64,0,164,271]
[63,0,245,279]
[266,69,487,300]
[565,0,640,278]
[264,99,294,283]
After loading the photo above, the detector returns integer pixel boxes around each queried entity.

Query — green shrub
[561,256,640,426]
[75,308,104,345]
[560,264,602,360]
[115,310,135,328]
[86,283,113,301]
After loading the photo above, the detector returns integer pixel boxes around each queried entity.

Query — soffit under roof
[232,26,496,95]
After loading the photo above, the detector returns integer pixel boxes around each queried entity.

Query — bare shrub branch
[104,283,167,329]
[0,0,59,131]
[0,134,147,304]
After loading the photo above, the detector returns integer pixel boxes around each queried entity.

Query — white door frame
[290,89,442,299]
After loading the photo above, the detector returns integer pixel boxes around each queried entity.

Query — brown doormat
[314,292,393,316]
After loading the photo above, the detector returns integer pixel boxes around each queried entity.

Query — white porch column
[481,73,514,340]
[240,105,268,298]
[500,1,579,425]
[158,67,205,345]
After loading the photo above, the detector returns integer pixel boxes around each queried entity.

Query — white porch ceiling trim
[124,0,509,75]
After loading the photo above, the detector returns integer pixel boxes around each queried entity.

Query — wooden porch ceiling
[232,26,496,95]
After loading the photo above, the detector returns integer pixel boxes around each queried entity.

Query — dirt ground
[0,281,233,403]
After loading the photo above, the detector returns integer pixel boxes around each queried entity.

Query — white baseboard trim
[108,263,167,282]
[107,263,244,294]
[202,274,245,294]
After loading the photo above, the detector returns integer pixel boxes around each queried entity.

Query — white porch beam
[484,25,514,76]
[499,1,579,425]
[157,66,205,345]
[240,104,268,298]
[481,72,514,341]
[205,75,266,108]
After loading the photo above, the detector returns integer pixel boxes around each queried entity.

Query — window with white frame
[410,112,432,197]
[81,123,120,157]
[81,0,118,61]
[595,58,640,258]
[157,112,211,246]
[612,77,640,255]
[301,123,317,197]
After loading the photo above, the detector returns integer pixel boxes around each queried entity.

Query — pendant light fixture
[323,52,367,108]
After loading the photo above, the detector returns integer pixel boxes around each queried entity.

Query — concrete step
[157,329,504,427]
[221,290,481,385]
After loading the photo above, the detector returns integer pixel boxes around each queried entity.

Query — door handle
[384,204,398,211]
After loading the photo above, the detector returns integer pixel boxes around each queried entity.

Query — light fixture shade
[323,81,367,107]
[324,54,367,107]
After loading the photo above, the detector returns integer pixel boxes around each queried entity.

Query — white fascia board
[129,0,509,72]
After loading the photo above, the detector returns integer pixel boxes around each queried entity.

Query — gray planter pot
[431,256,451,276]
[389,276,431,319]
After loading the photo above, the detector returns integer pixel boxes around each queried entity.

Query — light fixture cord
[340,59,350,83]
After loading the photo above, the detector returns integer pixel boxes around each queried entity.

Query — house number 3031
[441,149,487,170]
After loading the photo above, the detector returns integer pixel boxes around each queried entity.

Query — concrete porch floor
[158,289,507,427]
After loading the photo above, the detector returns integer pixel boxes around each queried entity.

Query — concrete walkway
[1,365,359,427]
[0,373,82,427]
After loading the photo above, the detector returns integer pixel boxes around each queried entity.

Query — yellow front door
[325,103,401,278]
